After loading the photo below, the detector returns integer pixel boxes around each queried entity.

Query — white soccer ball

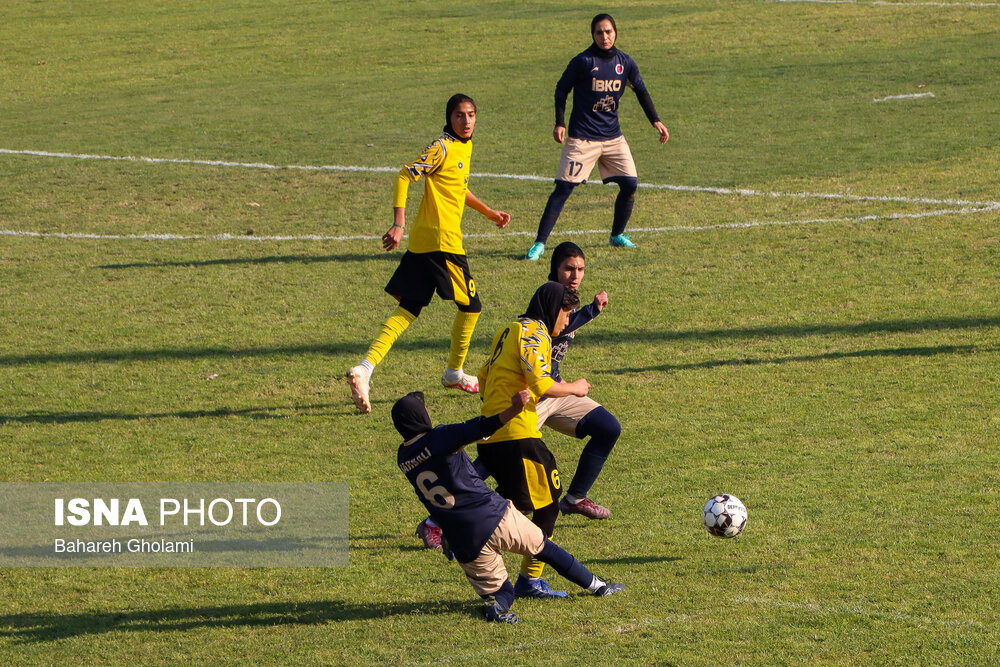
[702,494,747,538]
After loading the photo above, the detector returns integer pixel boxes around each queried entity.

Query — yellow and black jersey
[393,132,472,255]
[477,318,557,442]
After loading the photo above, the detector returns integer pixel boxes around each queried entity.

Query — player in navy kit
[394,390,624,624]
[525,13,669,260]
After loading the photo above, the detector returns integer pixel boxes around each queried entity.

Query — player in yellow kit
[346,94,511,415]
[476,281,592,598]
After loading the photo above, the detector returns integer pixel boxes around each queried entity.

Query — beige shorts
[536,394,601,438]
[458,500,546,596]
[555,135,637,183]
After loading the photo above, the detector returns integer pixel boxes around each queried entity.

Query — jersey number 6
[415,471,456,509]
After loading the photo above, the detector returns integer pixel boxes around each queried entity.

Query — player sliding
[394,389,624,624]
[346,94,511,414]
[525,13,669,260]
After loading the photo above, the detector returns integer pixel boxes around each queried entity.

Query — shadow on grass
[97,252,398,270]
[585,555,683,566]
[0,403,338,426]
[0,599,470,644]
[2,315,997,369]
[0,338,450,368]
[605,343,992,374]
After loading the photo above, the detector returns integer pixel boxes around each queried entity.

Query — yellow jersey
[392,132,472,255]
[477,318,557,442]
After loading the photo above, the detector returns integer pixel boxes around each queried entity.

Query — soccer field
[2,0,999,663]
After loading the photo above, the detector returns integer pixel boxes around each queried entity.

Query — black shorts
[385,251,481,313]
[477,438,561,512]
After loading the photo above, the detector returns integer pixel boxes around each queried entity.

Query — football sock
[520,553,546,580]
[609,177,638,237]
[537,539,596,590]
[447,310,480,371]
[567,407,621,499]
[564,495,580,505]
[425,517,439,528]
[358,359,375,376]
[534,180,576,244]
[586,575,607,593]
[364,307,416,368]
[487,579,516,610]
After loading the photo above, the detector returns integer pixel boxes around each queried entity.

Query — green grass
[2,0,1000,664]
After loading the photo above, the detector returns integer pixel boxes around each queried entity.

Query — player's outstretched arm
[543,378,590,398]
[465,191,510,228]
[382,207,406,251]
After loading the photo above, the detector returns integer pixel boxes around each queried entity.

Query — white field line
[2,147,997,208]
[874,92,936,102]
[2,147,998,243]
[3,203,997,243]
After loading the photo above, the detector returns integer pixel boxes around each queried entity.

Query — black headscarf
[444,93,476,143]
[590,13,618,57]
[521,281,568,335]
[548,241,585,283]
[392,391,433,441]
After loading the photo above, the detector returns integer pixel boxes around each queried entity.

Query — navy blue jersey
[555,45,659,142]
[550,301,601,382]
[397,415,508,563]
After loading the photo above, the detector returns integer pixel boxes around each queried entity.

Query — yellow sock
[520,553,546,580]
[364,307,417,367]
[447,310,480,371]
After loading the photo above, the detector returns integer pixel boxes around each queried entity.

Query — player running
[525,13,669,260]
[394,389,624,624]
[475,281,591,598]
[539,241,621,519]
[346,94,511,414]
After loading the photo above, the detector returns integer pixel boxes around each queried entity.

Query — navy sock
[534,180,576,244]
[482,579,516,610]
[536,539,594,589]
[608,177,637,237]
[568,407,621,499]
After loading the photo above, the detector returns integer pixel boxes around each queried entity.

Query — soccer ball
[702,494,747,538]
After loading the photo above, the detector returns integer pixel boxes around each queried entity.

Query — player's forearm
[635,88,660,125]
[464,191,495,218]
[543,380,585,398]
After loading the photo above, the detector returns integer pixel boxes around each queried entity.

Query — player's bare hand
[594,291,608,311]
[653,121,669,144]
[553,126,566,144]
[490,210,511,228]
[382,224,404,251]
[570,378,591,397]
[510,389,531,412]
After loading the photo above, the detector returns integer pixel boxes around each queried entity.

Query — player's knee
[577,406,621,439]
[550,179,576,202]
[458,298,482,314]
[532,502,559,537]
[399,300,423,318]
[613,176,638,197]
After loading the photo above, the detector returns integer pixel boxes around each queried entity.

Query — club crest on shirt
[615,63,624,75]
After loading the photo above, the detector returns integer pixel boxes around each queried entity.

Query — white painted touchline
[2,202,996,243]
[874,92,936,102]
[2,148,997,208]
